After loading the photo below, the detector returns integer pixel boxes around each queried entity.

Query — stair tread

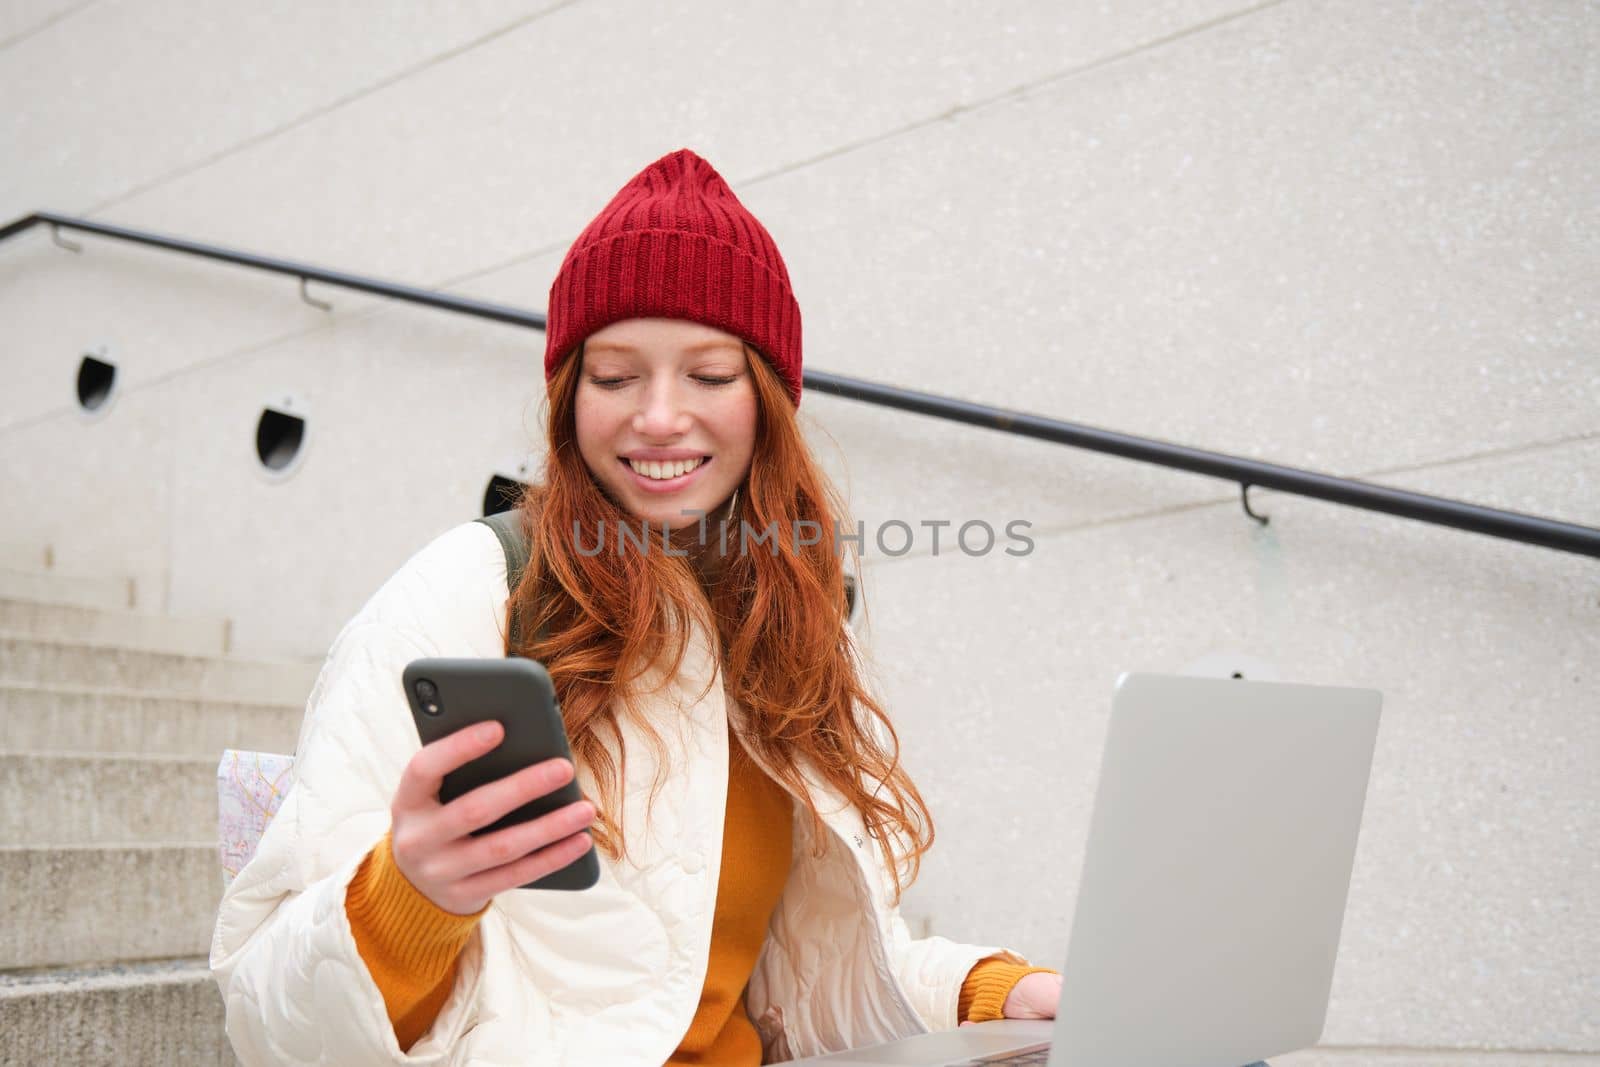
[0,593,221,621]
[0,679,305,708]
[1,957,212,992]
[0,750,239,764]
[0,630,315,667]
[0,842,217,852]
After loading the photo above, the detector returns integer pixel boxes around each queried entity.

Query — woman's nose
[631,379,693,438]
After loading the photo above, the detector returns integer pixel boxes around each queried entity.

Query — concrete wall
[2,1,1595,1060]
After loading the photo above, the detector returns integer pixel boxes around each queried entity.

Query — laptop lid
[1048,671,1381,1067]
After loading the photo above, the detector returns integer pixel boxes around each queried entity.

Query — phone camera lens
[414,678,442,716]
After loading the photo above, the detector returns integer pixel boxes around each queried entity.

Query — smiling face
[573,317,758,530]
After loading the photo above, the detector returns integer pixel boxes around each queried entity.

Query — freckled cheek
[720,401,758,461]
[573,405,625,477]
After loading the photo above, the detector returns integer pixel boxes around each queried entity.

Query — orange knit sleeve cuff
[345,830,489,1051]
[957,957,1062,1024]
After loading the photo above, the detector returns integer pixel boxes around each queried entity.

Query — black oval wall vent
[256,408,306,472]
[77,353,116,412]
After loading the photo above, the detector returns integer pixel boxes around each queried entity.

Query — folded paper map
[217,749,295,886]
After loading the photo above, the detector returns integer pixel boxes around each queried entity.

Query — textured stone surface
[0,567,132,611]
[0,0,559,217]
[46,1,1257,290]
[0,596,227,656]
[0,367,177,609]
[0,683,300,757]
[0,634,320,705]
[0,845,219,968]
[0,959,237,1066]
[0,753,219,846]
[0,0,82,48]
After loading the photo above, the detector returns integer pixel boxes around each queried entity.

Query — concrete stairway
[0,568,316,1065]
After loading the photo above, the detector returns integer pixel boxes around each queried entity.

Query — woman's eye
[587,374,736,388]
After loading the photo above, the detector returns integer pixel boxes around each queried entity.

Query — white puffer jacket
[210,519,1026,1066]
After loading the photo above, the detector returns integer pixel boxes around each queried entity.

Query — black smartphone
[402,656,599,891]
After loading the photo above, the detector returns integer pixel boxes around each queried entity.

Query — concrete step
[0,595,230,657]
[0,683,300,757]
[0,633,321,707]
[0,568,134,611]
[0,845,219,969]
[1,753,220,847]
[0,542,50,570]
[0,958,236,1065]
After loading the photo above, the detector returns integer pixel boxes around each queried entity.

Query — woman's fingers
[429,797,596,885]
[455,826,595,902]
[392,720,504,813]
[432,754,578,841]
[388,720,594,914]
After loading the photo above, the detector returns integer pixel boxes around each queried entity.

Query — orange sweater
[346,733,1055,1058]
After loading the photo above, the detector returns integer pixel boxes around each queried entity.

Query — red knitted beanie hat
[543,148,804,406]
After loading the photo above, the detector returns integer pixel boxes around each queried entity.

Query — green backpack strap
[475,510,535,656]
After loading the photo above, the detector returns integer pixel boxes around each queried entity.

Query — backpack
[474,509,537,652]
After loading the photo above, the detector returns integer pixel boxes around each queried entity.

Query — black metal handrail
[0,211,544,329]
[5,210,1596,560]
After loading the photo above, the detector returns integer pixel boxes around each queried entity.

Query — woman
[212,148,1061,1066]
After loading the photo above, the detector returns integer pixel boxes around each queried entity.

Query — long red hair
[508,341,935,903]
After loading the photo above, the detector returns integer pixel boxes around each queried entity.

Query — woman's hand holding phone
[389,720,597,915]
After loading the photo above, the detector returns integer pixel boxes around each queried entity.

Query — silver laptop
[789,670,1382,1067]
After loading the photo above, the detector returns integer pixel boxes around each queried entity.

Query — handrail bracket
[299,276,332,311]
[50,223,82,253]
[1241,483,1270,526]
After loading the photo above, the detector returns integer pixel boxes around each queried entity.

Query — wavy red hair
[508,340,935,903]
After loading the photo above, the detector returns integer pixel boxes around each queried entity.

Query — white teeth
[628,456,704,480]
